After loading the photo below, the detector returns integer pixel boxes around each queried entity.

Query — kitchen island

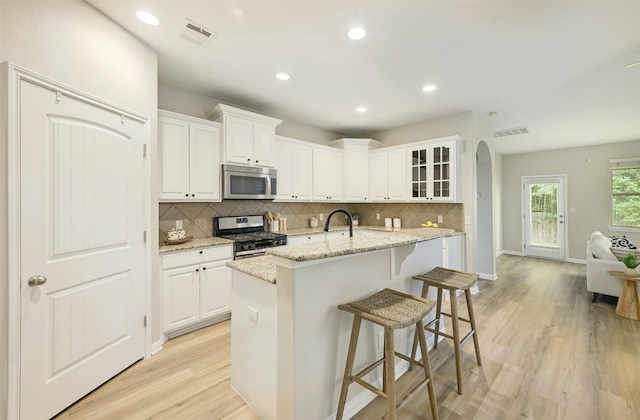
[228,227,457,419]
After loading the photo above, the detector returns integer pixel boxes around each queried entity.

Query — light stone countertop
[159,237,234,254]
[285,225,412,236]
[227,226,458,283]
[227,255,276,284]
[268,227,455,262]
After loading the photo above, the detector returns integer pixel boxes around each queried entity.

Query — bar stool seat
[410,267,481,395]
[337,288,439,420]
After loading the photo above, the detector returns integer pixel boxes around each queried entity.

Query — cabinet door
[292,144,313,200]
[430,143,452,201]
[159,117,190,200]
[314,148,343,201]
[253,122,275,167]
[344,144,369,201]
[409,147,429,200]
[162,265,200,332]
[200,261,232,319]
[275,141,294,199]
[189,122,221,201]
[369,151,389,201]
[224,115,254,165]
[387,149,408,201]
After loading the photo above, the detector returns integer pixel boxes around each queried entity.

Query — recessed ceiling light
[348,28,367,40]
[276,73,290,81]
[356,107,367,113]
[422,84,437,92]
[136,11,160,26]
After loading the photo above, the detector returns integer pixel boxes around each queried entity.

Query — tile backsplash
[159,201,464,242]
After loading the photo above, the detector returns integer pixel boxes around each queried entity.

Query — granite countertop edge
[267,227,455,262]
[226,255,276,284]
[159,237,234,254]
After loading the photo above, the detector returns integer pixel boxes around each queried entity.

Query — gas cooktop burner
[214,215,288,259]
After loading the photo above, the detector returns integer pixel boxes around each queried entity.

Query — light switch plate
[437,215,443,223]
[176,220,183,229]
[465,216,471,225]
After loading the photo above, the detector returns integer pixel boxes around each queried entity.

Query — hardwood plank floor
[56,255,639,419]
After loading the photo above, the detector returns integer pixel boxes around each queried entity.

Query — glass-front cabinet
[408,138,460,202]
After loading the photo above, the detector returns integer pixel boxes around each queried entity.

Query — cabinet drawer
[162,245,233,270]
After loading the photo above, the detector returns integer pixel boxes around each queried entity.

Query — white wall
[502,140,640,260]
[0,1,158,416]
[159,83,345,145]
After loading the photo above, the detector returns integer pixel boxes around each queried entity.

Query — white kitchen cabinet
[408,137,462,202]
[313,146,343,201]
[369,148,407,201]
[206,104,282,168]
[275,136,313,201]
[159,110,222,202]
[328,138,381,202]
[161,245,233,335]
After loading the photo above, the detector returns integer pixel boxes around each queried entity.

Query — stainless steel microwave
[222,164,277,200]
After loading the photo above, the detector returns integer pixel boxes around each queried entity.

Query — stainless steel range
[214,215,287,259]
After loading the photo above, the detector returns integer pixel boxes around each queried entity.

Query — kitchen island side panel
[275,238,444,419]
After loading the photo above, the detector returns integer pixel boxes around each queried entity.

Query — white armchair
[586,239,624,301]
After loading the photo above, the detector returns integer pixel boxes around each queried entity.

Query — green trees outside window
[612,167,640,228]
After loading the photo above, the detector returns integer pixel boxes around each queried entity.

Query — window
[611,161,640,229]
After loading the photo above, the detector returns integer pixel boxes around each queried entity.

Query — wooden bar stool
[336,288,439,420]
[410,267,481,395]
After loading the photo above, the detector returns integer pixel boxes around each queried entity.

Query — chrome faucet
[324,208,353,238]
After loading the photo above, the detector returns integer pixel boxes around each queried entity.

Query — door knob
[28,274,47,287]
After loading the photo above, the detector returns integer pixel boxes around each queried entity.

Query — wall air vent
[494,126,532,138]
[179,21,215,46]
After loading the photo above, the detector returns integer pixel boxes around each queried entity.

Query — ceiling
[87,0,640,154]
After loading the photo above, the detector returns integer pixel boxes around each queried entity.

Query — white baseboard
[500,250,524,257]
[164,312,231,340]
[150,338,165,357]
[477,272,497,281]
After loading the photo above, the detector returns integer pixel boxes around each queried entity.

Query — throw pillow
[590,231,603,241]
[610,235,637,249]
[591,235,619,261]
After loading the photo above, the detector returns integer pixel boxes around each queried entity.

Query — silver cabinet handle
[28,274,47,287]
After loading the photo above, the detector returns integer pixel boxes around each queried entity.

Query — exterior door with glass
[522,175,566,259]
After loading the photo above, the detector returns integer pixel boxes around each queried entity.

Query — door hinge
[524,244,526,249]
[144,316,147,327]
[143,143,147,157]
[143,230,147,243]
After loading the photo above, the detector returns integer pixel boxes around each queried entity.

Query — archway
[475,140,496,279]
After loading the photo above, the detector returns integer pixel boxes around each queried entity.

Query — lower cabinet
[161,245,233,334]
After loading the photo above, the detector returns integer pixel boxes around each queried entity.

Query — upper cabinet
[313,146,343,201]
[275,136,313,201]
[158,110,222,202]
[369,147,407,202]
[328,138,381,202]
[407,136,463,202]
[206,104,282,168]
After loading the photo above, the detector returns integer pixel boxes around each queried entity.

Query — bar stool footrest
[425,326,454,341]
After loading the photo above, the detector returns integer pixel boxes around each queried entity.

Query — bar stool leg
[465,289,482,366]
[336,316,362,420]
[384,327,397,420]
[409,282,430,371]
[433,287,443,349]
[416,319,439,420]
[449,288,464,394]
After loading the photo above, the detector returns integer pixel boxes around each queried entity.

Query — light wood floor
[56,255,640,419]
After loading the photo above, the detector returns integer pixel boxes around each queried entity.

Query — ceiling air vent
[494,126,532,138]
[179,21,215,46]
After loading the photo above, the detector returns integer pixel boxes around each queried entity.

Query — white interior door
[522,175,566,259]
[19,80,146,419]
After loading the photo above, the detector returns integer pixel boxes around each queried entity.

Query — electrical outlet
[437,215,443,223]
[376,213,381,220]
[465,216,471,225]
[378,331,384,349]
[319,213,324,221]
[248,306,258,323]
[176,220,183,229]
